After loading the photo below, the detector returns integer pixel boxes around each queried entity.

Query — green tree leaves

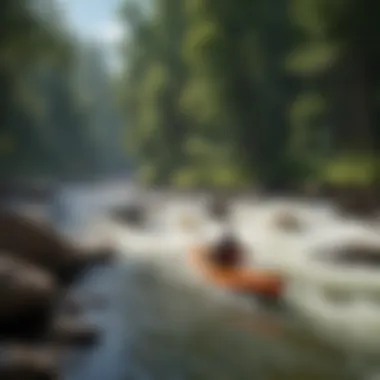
[120,0,380,189]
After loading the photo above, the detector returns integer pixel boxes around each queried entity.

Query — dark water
[43,184,380,380]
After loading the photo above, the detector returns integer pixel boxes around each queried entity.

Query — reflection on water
[63,263,127,380]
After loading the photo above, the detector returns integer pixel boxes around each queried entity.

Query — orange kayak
[190,245,284,298]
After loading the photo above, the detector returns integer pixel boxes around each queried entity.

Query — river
[38,184,380,380]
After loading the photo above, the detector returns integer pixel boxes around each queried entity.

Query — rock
[49,317,100,347]
[109,203,145,226]
[0,210,76,277]
[60,244,115,284]
[0,253,57,338]
[0,206,115,378]
[272,210,303,232]
[332,244,380,268]
[0,343,61,380]
[321,185,380,218]
[0,210,115,285]
[208,195,230,220]
[58,296,83,317]
[76,244,115,266]
[302,181,324,198]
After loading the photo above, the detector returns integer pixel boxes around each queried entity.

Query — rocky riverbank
[0,208,116,379]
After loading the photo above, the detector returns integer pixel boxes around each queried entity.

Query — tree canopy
[119,0,380,190]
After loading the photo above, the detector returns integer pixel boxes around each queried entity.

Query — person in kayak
[191,232,284,304]
[210,233,244,268]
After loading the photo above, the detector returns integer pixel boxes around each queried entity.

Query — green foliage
[286,43,340,75]
[119,0,380,189]
[0,0,128,179]
[320,154,380,186]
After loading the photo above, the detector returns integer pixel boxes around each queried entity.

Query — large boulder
[0,210,75,275]
[0,210,115,284]
[0,252,57,339]
[0,209,114,379]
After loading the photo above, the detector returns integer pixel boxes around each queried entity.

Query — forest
[1,0,380,192]
[119,0,380,191]
[0,0,128,182]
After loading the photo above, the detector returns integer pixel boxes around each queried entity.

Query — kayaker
[210,233,243,268]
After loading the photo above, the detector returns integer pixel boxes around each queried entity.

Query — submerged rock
[271,209,303,232]
[109,202,146,227]
[208,195,230,221]
[331,244,380,267]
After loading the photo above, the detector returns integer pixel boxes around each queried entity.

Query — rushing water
[45,185,380,380]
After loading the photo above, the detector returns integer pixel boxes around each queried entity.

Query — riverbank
[0,208,116,379]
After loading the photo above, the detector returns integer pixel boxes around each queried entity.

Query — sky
[61,0,125,71]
